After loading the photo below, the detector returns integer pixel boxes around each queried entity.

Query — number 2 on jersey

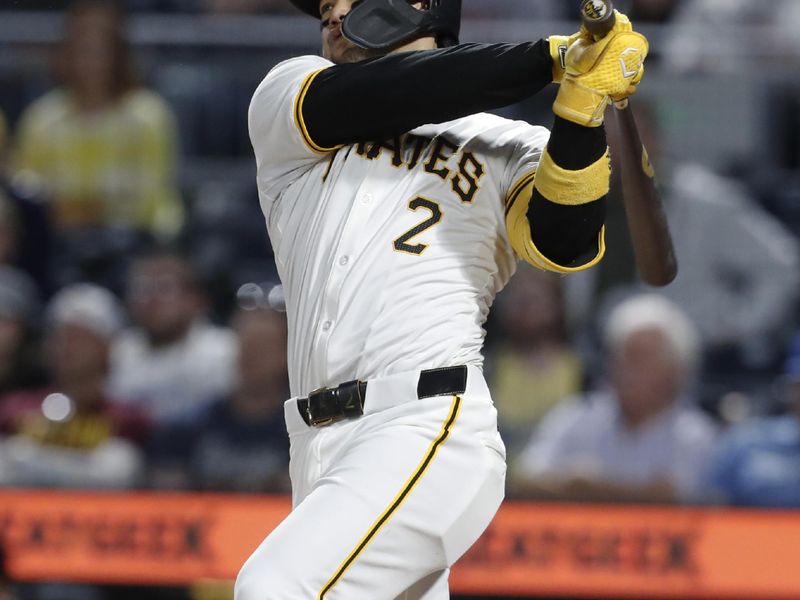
[393,197,442,255]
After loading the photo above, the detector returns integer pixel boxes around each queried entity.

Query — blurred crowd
[0,0,798,504]
[1,0,800,597]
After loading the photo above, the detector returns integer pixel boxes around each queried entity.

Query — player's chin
[326,43,384,64]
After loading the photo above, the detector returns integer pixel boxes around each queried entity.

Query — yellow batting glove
[553,11,648,127]
[611,63,644,106]
[547,31,582,83]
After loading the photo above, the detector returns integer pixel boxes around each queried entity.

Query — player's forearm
[505,117,610,272]
[528,117,608,266]
[302,41,554,147]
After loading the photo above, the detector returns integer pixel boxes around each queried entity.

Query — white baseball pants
[234,365,506,599]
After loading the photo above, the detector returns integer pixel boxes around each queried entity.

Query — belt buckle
[307,386,345,428]
[306,380,364,428]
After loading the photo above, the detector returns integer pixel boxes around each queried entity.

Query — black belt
[297,365,468,427]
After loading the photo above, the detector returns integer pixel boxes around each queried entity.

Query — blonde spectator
[14,0,183,238]
[489,265,584,465]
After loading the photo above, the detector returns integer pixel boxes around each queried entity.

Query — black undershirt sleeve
[528,117,608,267]
[303,41,553,148]
[302,41,606,269]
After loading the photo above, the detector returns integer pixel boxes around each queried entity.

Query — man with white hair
[510,294,718,504]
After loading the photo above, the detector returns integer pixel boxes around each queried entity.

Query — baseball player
[236,1,647,598]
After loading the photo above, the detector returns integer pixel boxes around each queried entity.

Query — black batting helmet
[290,0,461,50]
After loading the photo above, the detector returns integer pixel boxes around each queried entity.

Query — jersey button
[338,256,349,266]
[322,321,332,332]
[361,193,373,205]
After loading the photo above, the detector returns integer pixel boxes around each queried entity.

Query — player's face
[319,0,371,64]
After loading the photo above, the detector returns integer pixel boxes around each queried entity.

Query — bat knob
[580,0,615,38]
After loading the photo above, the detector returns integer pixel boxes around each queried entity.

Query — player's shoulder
[252,55,333,99]
[249,55,333,125]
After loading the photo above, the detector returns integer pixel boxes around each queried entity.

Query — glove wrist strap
[553,77,609,127]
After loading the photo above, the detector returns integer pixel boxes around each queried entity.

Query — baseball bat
[579,0,678,287]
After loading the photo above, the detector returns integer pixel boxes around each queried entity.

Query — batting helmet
[290,0,461,50]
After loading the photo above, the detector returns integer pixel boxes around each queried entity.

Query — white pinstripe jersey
[249,55,550,398]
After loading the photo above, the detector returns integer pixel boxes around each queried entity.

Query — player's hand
[552,10,648,127]
[547,31,582,83]
[611,63,643,105]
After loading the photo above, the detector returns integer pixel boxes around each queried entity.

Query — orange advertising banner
[0,489,288,586]
[1,490,800,599]
[451,501,800,599]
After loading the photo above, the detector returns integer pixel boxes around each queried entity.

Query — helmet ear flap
[343,0,428,49]
[342,0,461,50]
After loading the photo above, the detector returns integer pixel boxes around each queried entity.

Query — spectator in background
[0,284,148,489]
[13,0,182,239]
[710,335,800,507]
[488,265,584,466]
[149,306,289,492]
[568,102,800,374]
[109,249,237,425]
[510,294,717,504]
[0,267,43,397]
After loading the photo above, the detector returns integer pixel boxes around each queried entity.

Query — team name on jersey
[353,134,486,204]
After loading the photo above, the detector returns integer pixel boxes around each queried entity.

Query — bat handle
[580,0,616,38]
